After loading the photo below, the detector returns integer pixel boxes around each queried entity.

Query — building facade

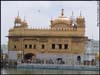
[7,9,88,65]
[84,39,99,66]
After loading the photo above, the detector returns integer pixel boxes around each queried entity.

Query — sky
[1,1,99,45]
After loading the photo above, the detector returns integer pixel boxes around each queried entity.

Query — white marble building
[84,39,99,65]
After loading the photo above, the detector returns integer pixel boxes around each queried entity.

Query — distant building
[1,44,8,54]
[1,44,8,61]
[84,39,99,65]
[7,9,88,65]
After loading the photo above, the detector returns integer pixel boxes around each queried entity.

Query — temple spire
[80,11,82,16]
[72,11,74,16]
[24,16,26,21]
[61,8,64,16]
[18,11,19,17]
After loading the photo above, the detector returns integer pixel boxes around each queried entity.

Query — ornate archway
[77,56,81,65]
[24,53,35,60]
[77,56,81,61]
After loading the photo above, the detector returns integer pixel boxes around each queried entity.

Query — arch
[24,53,35,60]
[77,56,81,65]
[77,56,81,61]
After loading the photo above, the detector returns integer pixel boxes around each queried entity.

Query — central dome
[51,9,71,26]
[52,16,71,25]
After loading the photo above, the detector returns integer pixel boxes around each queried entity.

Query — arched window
[42,44,45,49]
[77,56,81,61]
[14,45,16,48]
[52,44,55,49]
[29,44,32,49]
[33,44,36,49]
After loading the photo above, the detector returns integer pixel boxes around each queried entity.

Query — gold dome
[52,17,71,25]
[77,16,84,20]
[77,11,84,20]
[15,16,21,23]
[51,9,71,25]
[21,20,28,26]
[14,12,21,24]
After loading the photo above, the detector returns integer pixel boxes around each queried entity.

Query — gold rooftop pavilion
[9,9,85,37]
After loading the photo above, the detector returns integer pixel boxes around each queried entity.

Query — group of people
[21,58,65,64]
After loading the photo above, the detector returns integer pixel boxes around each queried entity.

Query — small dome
[21,20,28,26]
[77,11,84,20]
[77,16,84,20]
[76,15,85,24]
[14,16,22,24]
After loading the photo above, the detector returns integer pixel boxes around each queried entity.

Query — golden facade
[7,9,88,60]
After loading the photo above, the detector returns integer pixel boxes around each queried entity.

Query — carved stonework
[12,38,19,41]
[39,38,48,42]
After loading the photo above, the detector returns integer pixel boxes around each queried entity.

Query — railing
[17,63,99,71]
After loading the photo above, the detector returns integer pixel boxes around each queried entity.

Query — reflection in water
[2,68,99,74]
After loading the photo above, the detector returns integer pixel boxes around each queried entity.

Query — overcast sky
[1,1,99,45]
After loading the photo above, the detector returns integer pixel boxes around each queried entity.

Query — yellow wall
[8,12,88,56]
[8,35,88,55]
